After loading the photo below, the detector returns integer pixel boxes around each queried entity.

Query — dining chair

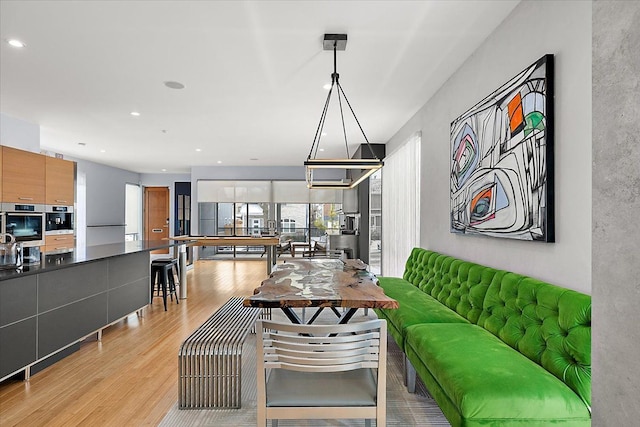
[255,318,387,427]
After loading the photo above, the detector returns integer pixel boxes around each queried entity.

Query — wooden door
[144,187,169,254]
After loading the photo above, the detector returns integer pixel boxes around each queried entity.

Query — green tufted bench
[374,248,591,427]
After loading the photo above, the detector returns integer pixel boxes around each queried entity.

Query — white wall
[386,0,592,293]
[0,113,40,152]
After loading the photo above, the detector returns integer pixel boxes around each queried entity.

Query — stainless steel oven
[45,205,75,235]
[1,203,45,248]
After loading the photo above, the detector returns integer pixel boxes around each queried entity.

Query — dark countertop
[0,240,189,281]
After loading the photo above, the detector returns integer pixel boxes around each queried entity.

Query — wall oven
[45,205,75,235]
[1,203,45,248]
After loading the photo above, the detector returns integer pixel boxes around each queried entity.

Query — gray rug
[159,309,450,426]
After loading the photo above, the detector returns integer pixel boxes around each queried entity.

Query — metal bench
[178,297,268,409]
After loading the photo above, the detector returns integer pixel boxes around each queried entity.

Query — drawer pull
[18,197,34,200]
[152,229,163,233]
[55,199,68,203]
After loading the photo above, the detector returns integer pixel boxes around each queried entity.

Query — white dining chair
[255,318,387,427]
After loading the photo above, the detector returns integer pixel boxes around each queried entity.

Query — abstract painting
[450,54,554,242]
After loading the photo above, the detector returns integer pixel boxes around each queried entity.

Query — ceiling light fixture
[305,34,383,190]
[164,81,185,89]
[130,111,140,116]
[6,38,26,48]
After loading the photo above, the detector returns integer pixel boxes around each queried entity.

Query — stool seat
[151,259,179,311]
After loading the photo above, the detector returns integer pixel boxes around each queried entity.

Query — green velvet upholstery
[405,324,591,426]
[375,247,591,427]
[374,277,469,349]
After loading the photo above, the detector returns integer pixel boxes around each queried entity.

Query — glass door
[368,170,382,274]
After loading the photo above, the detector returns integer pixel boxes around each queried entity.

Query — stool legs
[151,261,179,311]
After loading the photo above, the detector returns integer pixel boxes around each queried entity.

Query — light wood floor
[0,260,268,427]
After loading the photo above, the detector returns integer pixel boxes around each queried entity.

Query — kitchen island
[0,240,183,382]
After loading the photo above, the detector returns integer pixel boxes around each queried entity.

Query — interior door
[144,186,169,254]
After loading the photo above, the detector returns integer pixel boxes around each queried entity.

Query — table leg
[306,307,326,324]
[337,308,359,324]
[266,245,273,275]
[179,244,187,299]
[280,307,303,324]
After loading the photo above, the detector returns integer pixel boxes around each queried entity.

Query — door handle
[152,229,163,233]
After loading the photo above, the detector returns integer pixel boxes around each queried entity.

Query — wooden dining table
[243,258,398,324]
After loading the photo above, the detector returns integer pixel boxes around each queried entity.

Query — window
[125,183,142,241]
[196,180,343,258]
[281,218,296,233]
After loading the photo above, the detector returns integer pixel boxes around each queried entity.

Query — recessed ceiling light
[130,111,140,116]
[162,168,167,172]
[6,39,26,48]
[217,160,222,164]
[195,148,202,152]
[319,148,325,152]
[100,149,106,153]
[164,81,185,89]
[322,83,331,90]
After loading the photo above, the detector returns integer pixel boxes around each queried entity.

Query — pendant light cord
[307,40,380,162]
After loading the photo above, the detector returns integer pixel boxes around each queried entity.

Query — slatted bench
[178,297,268,409]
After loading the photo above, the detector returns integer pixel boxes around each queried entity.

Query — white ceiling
[0,0,519,173]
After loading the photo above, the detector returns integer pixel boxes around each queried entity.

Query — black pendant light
[305,34,383,189]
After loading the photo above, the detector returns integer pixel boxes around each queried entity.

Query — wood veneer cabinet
[44,234,75,252]
[45,156,75,205]
[1,146,46,204]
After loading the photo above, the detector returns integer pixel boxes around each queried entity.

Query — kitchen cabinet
[45,234,75,252]
[1,146,45,204]
[45,156,75,206]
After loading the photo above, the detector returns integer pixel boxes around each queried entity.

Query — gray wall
[72,157,140,245]
[592,1,640,425]
[386,0,592,294]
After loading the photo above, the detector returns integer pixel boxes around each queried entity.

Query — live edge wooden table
[243,258,398,324]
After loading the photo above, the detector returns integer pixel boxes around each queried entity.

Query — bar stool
[151,259,180,311]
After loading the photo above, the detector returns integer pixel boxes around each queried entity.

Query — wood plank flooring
[0,260,267,427]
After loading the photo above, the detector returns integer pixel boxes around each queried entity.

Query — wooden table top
[170,235,280,246]
[243,258,399,310]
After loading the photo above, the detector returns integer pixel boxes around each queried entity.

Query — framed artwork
[450,54,554,242]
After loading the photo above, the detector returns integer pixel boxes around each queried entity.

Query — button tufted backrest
[402,247,431,285]
[478,273,592,410]
[402,248,497,324]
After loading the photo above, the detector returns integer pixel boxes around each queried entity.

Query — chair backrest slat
[258,319,385,371]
